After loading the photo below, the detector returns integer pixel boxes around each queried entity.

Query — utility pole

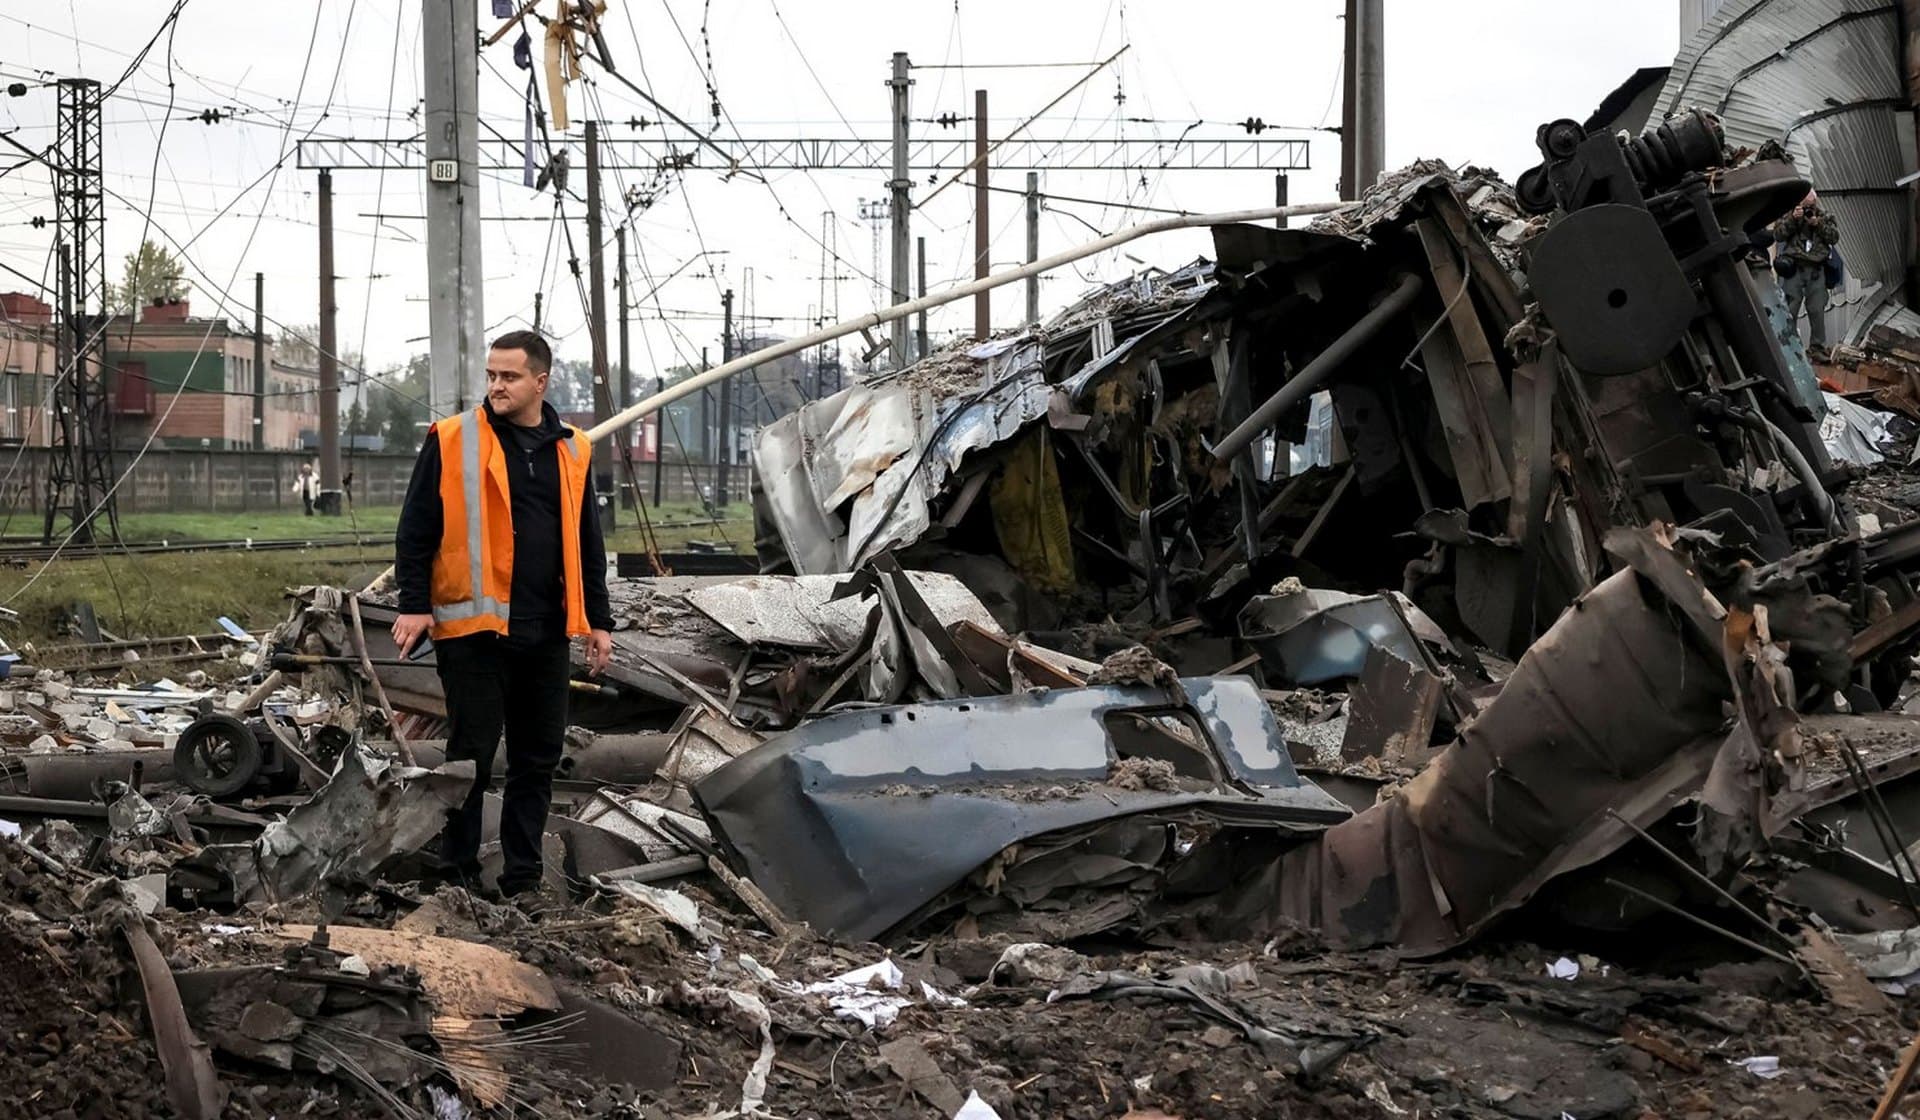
[1274,174,1289,229]
[916,237,929,360]
[974,89,990,340]
[584,121,615,530]
[651,374,665,506]
[423,0,484,416]
[533,292,542,332]
[717,290,734,507]
[616,225,633,496]
[1025,172,1040,326]
[317,168,341,511]
[888,51,913,366]
[1340,0,1357,200]
[252,272,265,448]
[586,122,611,431]
[1343,0,1385,198]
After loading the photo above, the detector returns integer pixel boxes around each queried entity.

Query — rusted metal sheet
[1414,217,1514,510]
[1340,645,1443,767]
[1215,557,1737,953]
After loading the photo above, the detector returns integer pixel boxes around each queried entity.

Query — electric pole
[616,224,632,499]
[317,168,342,510]
[717,289,734,507]
[974,89,990,340]
[651,373,665,506]
[586,122,611,432]
[1342,0,1385,198]
[252,272,265,448]
[423,0,484,416]
[917,237,928,361]
[1025,172,1040,326]
[888,51,913,366]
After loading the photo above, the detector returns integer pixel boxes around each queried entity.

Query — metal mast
[43,78,117,545]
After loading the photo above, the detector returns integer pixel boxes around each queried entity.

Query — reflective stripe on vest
[431,408,511,635]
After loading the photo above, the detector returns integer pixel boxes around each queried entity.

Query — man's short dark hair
[490,330,552,374]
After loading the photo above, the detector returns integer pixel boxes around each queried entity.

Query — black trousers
[432,631,569,894]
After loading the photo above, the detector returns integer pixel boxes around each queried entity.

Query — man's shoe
[502,881,567,919]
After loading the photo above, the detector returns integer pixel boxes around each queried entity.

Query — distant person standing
[1773,194,1841,358]
[292,461,319,516]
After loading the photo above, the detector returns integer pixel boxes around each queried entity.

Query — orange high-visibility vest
[428,407,594,640]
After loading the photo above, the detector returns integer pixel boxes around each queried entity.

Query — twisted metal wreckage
[152,108,1920,971]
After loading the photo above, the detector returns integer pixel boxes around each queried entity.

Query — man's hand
[392,613,433,657]
[584,628,613,676]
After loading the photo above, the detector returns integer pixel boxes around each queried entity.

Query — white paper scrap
[953,1090,1004,1119]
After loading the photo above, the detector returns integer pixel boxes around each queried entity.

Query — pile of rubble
[10,111,1920,1117]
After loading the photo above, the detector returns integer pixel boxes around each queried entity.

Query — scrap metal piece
[1215,554,1740,953]
[1527,204,1696,375]
[695,676,1350,942]
[1340,645,1443,766]
[272,924,560,1108]
[239,746,474,910]
[121,911,226,1119]
[684,570,1002,651]
[1212,273,1425,462]
[1238,585,1437,686]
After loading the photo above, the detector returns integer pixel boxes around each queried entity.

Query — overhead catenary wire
[6,0,361,603]
[575,78,734,546]
[584,201,1351,444]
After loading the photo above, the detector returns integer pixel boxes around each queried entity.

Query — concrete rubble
[13,113,1920,1119]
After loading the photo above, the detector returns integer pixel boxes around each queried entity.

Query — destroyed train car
[709,111,1920,948]
[246,110,1920,962]
[752,110,1857,667]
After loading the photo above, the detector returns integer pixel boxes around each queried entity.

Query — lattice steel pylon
[43,78,119,546]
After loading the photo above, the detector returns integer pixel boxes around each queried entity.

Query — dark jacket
[1774,207,1840,266]
[395,400,614,639]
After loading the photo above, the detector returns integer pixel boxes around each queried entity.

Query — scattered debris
[7,61,1920,1119]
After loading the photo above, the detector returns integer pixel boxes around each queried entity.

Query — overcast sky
[0,0,1681,411]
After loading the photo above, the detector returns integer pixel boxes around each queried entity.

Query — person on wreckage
[390,329,615,905]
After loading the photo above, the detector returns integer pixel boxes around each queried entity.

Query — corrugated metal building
[1654,0,1919,342]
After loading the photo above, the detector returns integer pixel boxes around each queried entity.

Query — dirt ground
[2,839,1905,1120]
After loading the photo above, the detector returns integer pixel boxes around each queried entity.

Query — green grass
[0,545,395,648]
[0,503,757,646]
[101,501,751,546]
[114,507,401,543]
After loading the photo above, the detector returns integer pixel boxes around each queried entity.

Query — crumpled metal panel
[751,339,1053,573]
[1238,588,1440,686]
[753,394,854,576]
[694,676,1351,942]
[684,571,1003,651]
[1655,0,1913,342]
[1213,564,1737,953]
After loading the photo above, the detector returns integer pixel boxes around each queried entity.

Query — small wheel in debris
[174,714,264,797]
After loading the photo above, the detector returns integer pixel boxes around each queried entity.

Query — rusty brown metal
[1214,552,1737,953]
[122,913,227,1118]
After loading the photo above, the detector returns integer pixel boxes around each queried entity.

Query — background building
[0,293,57,448]
[104,298,310,450]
